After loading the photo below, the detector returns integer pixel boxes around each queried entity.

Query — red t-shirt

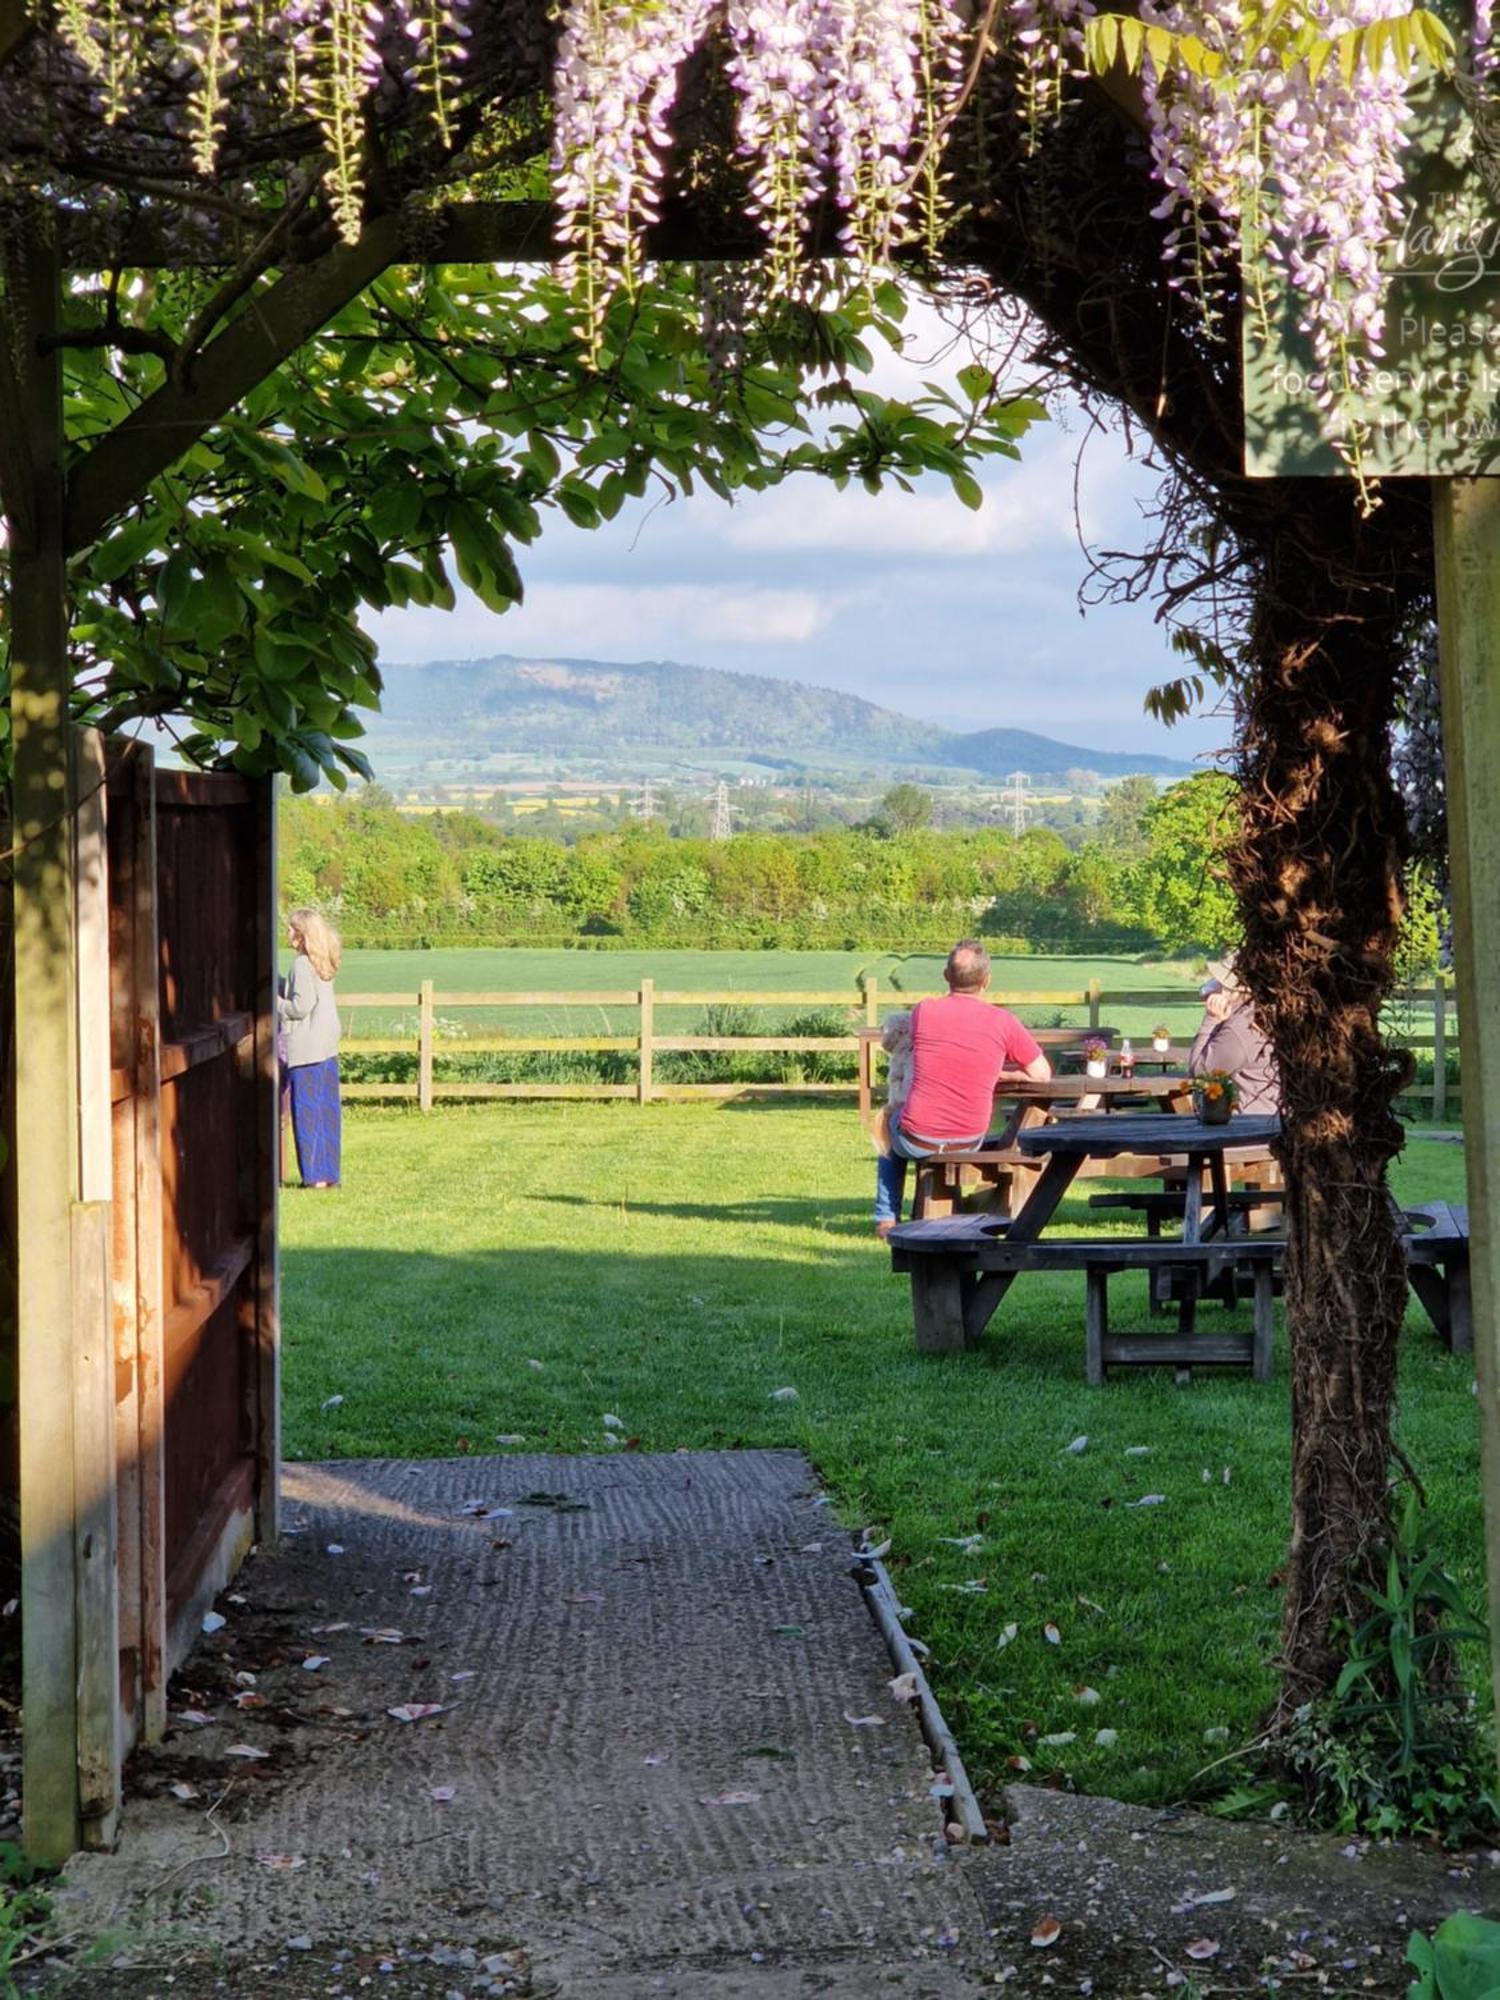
[900,993,1042,1140]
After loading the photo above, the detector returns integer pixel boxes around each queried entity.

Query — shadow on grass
[521,1185,1127,1239]
[280,1234,1283,1430]
[526,1191,879,1234]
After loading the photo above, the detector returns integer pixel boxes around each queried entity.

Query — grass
[281,1101,1482,1811]
[324,945,1207,1040]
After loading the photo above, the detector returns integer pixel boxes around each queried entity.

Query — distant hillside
[944,726,1192,780]
[366,652,1194,783]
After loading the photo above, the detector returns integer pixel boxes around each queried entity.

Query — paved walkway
[56,1452,993,1997]
[48,1449,1483,1999]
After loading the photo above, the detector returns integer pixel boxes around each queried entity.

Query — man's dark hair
[944,940,990,992]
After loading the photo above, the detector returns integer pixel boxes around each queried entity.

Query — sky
[363,302,1234,766]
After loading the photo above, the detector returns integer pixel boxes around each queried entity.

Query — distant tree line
[280,772,1256,955]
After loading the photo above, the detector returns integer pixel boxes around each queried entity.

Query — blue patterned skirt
[289,1057,342,1186]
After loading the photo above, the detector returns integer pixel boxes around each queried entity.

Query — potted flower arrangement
[1192,1070,1238,1125]
[1081,1035,1110,1080]
[1151,1024,1172,1053]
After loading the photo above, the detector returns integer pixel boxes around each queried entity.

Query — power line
[1005,770,1031,838]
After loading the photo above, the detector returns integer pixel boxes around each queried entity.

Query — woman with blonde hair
[280,907,343,1188]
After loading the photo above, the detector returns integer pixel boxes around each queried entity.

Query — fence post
[638,979,654,1103]
[1087,978,1101,1031]
[418,979,434,1112]
[1433,970,1448,1124]
[859,977,879,1121]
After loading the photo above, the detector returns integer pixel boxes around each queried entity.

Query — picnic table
[886,1117,1472,1382]
[888,1113,1284,1378]
[909,1072,1198,1220]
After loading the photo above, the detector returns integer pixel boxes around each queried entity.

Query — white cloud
[712,424,1153,564]
[371,580,847,666]
[722,483,1008,558]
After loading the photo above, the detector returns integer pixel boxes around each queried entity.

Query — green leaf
[556,483,601,530]
[156,547,194,632]
[91,512,168,584]
[1390,1622,1413,1691]
[1084,14,1121,71]
[228,424,329,502]
[449,503,523,612]
[1405,1924,1438,2000]
[1144,24,1176,71]
[950,469,984,511]
[956,363,995,405]
[872,279,906,321]
[1429,1911,1500,2000]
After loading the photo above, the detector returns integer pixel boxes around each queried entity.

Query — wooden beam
[1432,475,1500,1779]
[10,233,83,1865]
[55,197,754,273]
[0,0,32,70]
[59,198,564,273]
[65,211,407,553]
[0,236,37,548]
[63,196,748,547]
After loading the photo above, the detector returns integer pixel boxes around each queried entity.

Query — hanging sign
[1243,69,1500,476]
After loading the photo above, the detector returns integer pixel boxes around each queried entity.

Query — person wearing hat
[1188,958,1279,1113]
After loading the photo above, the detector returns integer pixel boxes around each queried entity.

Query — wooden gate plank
[131,748,167,1741]
[71,1200,119,1842]
[71,735,121,1843]
[251,778,280,1543]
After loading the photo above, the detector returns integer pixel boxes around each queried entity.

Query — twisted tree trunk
[1230,540,1415,1717]
[957,88,1432,1721]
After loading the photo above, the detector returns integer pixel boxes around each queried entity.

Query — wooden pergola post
[1433,477,1500,1732]
[2,234,119,1861]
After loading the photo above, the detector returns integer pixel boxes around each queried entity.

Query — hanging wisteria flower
[552,0,716,328]
[552,0,968,317]
[1006,0,1097,143]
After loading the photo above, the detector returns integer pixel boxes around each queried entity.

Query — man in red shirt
[875,940,1051,1236]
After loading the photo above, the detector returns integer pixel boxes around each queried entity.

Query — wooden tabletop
[1017,1113,1281,1159]
[999,1074,1192,1102]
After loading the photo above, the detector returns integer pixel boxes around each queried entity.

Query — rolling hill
[365,652,1194,784]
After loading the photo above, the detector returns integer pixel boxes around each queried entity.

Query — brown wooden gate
[15,733,278,1857]
[106,741,279,1754]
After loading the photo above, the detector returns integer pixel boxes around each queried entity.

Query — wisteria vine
[11,0,1484,435]
[1128,0,1419,448]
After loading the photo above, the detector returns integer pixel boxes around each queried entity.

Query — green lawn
[281,1103,1481,1809]
[326,946,1206,1040]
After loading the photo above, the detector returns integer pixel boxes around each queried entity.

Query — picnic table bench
[1401,1201,1472,1353]
[888,1190,1474,1376]
[887,1213,1280,1380]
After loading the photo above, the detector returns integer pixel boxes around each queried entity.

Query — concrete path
[55,1452,993,1998]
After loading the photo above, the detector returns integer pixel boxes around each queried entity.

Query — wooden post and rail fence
[336,972,1461,1117]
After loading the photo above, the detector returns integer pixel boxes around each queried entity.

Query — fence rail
[334,972,1461,1114]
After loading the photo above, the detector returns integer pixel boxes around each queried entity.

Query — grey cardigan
[1187,1000,1279,1114]
[279,953,341,1068]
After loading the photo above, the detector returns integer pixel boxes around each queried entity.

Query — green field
[282,1101,1482,1812]
[325,946,1207,1041]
